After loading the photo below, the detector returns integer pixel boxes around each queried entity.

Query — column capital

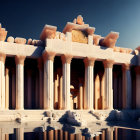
[135,66,140,74]
[0,52,6,63]
[61,54,73,64]
[122,63,130,71]
[37,57,43,69]
[103,59,114,68]
[84,57,96,67]
[15,55,26,65]
[43,51,56,62]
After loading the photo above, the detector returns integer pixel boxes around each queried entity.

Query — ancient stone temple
[0,15,139,122]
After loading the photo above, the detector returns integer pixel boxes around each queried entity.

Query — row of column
[0,51,138,110]
[0,54,26,110]
[43,51,136,110]
[42,51,116,110]
[1,127,140,140]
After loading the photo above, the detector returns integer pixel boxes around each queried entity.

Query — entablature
[0,41,44,58]
[45,38,137,65]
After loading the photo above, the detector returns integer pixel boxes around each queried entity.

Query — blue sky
[0,0,140,49]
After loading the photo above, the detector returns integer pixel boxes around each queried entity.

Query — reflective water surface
[0,122,140,140]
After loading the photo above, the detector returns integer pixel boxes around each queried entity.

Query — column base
[16,108,24,110]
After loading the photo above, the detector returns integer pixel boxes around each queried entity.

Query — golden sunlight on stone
[72,30,88,44]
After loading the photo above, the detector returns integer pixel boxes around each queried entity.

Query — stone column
[95,74,100,110]
[12,68,16,109]
[48,130,54,140]
[106,128,114,140]
[38,58,43,109]
[43,131,47,140]
[54,130,58,140]
[54,72,58,109]
[101,74,105,109]
[64,131,68,140]
[122,64,132,109]
[43,51,55,110]
[76,134,82,140]
[82,136,85,140]
[70,133,75,140]
[0,128,5,140]
[5,68,9,110]
[61,54,73,110]
[0,53,6,110]
[15,55,25,110]
[84,57,96,110]
[27,69,32,109]
[16,128,24,140]
[101,130,105,140]
[78,78,83,110]
[95,135,100,140]
[113,72,118,109]
[5,134,9,140]
[115,128,118,140]
[59,130,63,140]
[57,68,63,110]
[103,59,114,110]
[135,66,140,109]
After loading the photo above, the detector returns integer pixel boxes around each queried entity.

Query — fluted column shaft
[16,128,24,140]
[27,69,32,109]
[103,59,114,109]
[122,64,132,109]
[58,68,63,110]
[15,55,25,110]
[5,68,9,109]
[101,74,105,109]
[0,53,6,110]
[61,54,73,110]
[84,57,96,110]
[54,72,58,109]
[43,51,55,110]
[135,66,140,109]
[78,78,83,110]
[106,128,114,140]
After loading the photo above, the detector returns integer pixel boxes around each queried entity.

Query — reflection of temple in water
[0,15,140,123]
[0,127,140,140]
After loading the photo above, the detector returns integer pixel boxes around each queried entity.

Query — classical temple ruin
[0,15,140,123]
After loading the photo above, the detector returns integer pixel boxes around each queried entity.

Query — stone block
[27,38,32,45]
[60,33,66,41]
[55,31,60,39]
[15,37,26,44]
[7,36,14,43]
[0,28,7,41]
[93,35,101,45]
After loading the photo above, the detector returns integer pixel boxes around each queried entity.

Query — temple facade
[0,15,140,115]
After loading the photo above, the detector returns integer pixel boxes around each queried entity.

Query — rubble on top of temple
[39,15,120,47]
[0,16,138,54]
[0,23,7,41]
[99,32,119,48]
[0,24,44,47]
